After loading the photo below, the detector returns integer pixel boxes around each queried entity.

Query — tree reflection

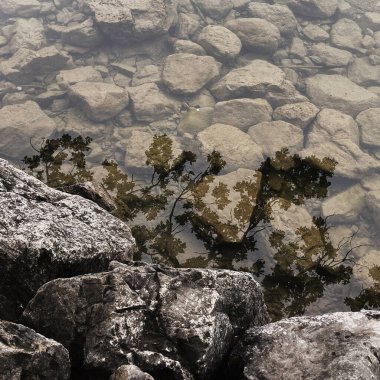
[23,134,372,320]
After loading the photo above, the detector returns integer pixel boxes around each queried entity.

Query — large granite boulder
[0,159,135,320]
[22,261,268,379]
[229,311,380,380]
[0,320,70,380]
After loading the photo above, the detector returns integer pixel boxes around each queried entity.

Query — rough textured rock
[274,0,338,19]
[61,18,102,48]
[22,261,268,379]
[0,101,56,159]
[309,43,353,67]
[273,102,319,129]
[213,98,273,131]
[348,57,380,86]
[210,60,286,101]
[111,365,154,380]
[162,54,221,95]
[331,18,364,53]
[230,311,380,380]
[0,159,135,320]
[0,0,41,17]
[8,18,45,53]
[68,82,129,122]
[0,320,70,380]
[225,18,281,53]
[306,74,380,116]
[192,0,233,20]
[56,66,103,88]
[197,124,264,172]
[356,108,380,147]
[83,0,177,42]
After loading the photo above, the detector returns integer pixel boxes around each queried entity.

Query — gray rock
[305,74,380,116]
[356,107,380,147]
[359,11,380,31]
[273,102,319,129]
[348,57,380,86]
[174,39,206,55]
[0,159,135,320]
[178,107,214,135]
[213,98,273,132]
[22,261,268,379]
[302,24,330,42]
[247,3,297,36]
[0,0,41,17]
[68,82,129,122]
[129,83,179,122]
[61,18,102,48]
[248,121,304,157]
[192,0,233,20]
[162,53,221,95]
[274,0,338,19]
[0,101,56,160]
[231,311,380,380]
[197,25,242,61]
[309,43,353,67]
[289,37,307,59]
[197,124,263,172]
[366,191,380,233]
[56,66,103,88]
[225,18,281,53]
[8,18,45,53]
[331,18,364,53]
[132,65,161,86]
[111,365,154,380]
[0,320,70,380]
[210,60,286,101]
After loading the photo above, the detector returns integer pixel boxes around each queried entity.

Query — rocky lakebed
[0,0,380,379]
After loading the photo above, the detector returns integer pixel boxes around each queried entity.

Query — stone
[68,82,129,122]
[162,54,221,95]
[129,83,179,123]
[356,108,380,147]
[61,18,102,48]
[248,121,304,157]
[331,18,364,53]
[0,159,135,320]
[0,101,56,160]
[348,57,380,86]
[197,124,263,172]
[0,320,70,379]
[210,60,286,101]
[8,18,45,53]
[83,0,177,42]
[111,365,154,380]
[247,3,297,36]
[302,24,330,42]
[225,18,281,53]
[132,65,161,86]
[174,40,206,55]
[309,43,353,67]
[359,12,380,31]
[366,191,380,233]
[0,0,41,17]
[56,66,103,88]
[231,311,380,380]
[265,80,308,108]
[0,46,69,85]
[274,0,338,19]
[303,108,380,178]
[22,261,268,378]
[175,12,201,39]
[192,0,233,20]
[273,102,319,129]
[213,98,273,132]
[305,74,380,116]
[178,107,214,135]
[289,37,307,59]
[197,25,242,61]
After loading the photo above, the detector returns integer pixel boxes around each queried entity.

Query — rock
[247,3,297,36]
[0,0,41,17]
[61,18,102,48]
[174,40,206,55]
[84,0,177,42]
[225,18,281,53]
[303,108,380,178]
[265,80,308,108]
[210,60,286,101]
[162,54,221,95]
[359,11,380,31]
[197,124,263,172]
[273,102,319,129]
[178,107,214,135]
[192,0,233,20]
[197,25,242,61]
[0,320,70,379]
[56,66,103,88]
[274,0,338,19]
[68,82,129,122]
[175,12,201,39]
[356,108,380,147]
[305,74,380,116]
[366,191,380,233]
[248,121,304,157]
[22,261,268,378]
[132,65,161,86]
[8,18,45,53]
[231,311,380,380]
[0,159,135,320]
[302,24,329,42]
[0,46,69,85]
[111,365,154,380]
[309,43,353,67]
[331,18,364,53]
[213,98,273,132]
[129,83,179,123]
[348,57,380,86]
[289,37,307,59]
[0,101,56,160]
[191,168,262,243]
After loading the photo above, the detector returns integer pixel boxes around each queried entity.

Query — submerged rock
[22,260,268,379]
[0,159,135,320]
[111,365,154,380]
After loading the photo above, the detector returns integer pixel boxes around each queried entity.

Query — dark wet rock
[0,159,135,321]
[0,320,70,380]
[229,310,380,380]
[22,260,268,379]
[111,365,154,380]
